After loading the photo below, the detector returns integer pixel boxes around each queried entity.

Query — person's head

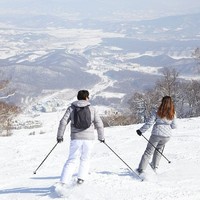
[77,90,89,100]
[157,96,175,120]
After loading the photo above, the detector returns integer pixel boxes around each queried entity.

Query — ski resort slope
[0,112,200,200]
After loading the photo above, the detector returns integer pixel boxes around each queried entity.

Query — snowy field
[0,111,200,200]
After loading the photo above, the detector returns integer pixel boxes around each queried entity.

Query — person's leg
[138,135,159,172]
[77,140,94,181]
[151,136,170,169]
[60,140,82,184]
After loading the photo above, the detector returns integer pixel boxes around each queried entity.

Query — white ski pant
[60,140,94,184]
[138,134,170,171]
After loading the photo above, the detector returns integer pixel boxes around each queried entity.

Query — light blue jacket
[57,100,104,140]
[139,110,177,137]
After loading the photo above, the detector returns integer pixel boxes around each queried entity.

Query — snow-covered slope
[0,111,200,200]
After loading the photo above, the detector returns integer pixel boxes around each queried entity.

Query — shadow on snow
[0,175,61,198]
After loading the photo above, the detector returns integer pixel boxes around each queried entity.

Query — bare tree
[128,92,147,123]
[128,65,200,121]
[0,102,20,136]
[184,80,200,117]
[0,74,21,136]
[128,68,180,122]
[192,47,200,73]
[155,67,179,98]
[0,72,16,100]
[102,112,138,127]
[128,90,161,123]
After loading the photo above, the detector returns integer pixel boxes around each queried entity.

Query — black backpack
[73,105,92,129]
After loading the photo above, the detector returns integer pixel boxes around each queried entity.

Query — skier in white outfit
[57,90,105,184]
[136,96,177,174]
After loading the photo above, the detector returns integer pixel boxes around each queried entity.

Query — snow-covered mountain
[0,110,200,200]
[0,13,200,110]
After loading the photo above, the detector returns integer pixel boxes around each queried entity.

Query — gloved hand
[57,137,63,143]
[136,129,142,136]
[99,139,105,143]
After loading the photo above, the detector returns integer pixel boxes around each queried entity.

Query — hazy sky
[0,0,200,20]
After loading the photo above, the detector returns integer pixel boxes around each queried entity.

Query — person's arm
[138,110,157,134]
[93,108,105,141]
[57,107,72,142]
[170,114,177,129]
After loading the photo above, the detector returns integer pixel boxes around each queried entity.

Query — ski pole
[33,142,58,174]
[141,134,171,163]
[103,142,143,181]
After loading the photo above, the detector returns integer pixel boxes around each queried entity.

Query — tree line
[103,48,200,126]
[128,67,200,123]
[0,73,21,136]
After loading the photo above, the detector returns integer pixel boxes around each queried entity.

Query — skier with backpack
[56,90,105,185]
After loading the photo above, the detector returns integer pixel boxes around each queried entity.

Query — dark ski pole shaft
[141,134,171,163]
[103,142,143,181]
[33,142,58,174]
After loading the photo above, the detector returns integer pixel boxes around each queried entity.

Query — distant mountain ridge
[0,12,200,34]
[0,49,100,103]
[0,13,199,110]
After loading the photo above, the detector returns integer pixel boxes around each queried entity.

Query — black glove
[136,130,142,136]
[57,137,63,143]
[99,139,105,143]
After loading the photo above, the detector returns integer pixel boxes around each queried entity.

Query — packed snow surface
[0,111,200,200]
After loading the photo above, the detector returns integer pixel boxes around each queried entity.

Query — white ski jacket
[57,100,104,141]
[139,110,177,137]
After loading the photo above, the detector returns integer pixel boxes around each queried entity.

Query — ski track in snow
[0,115,200,200]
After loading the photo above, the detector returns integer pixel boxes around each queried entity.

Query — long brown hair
[157,96,175,120]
